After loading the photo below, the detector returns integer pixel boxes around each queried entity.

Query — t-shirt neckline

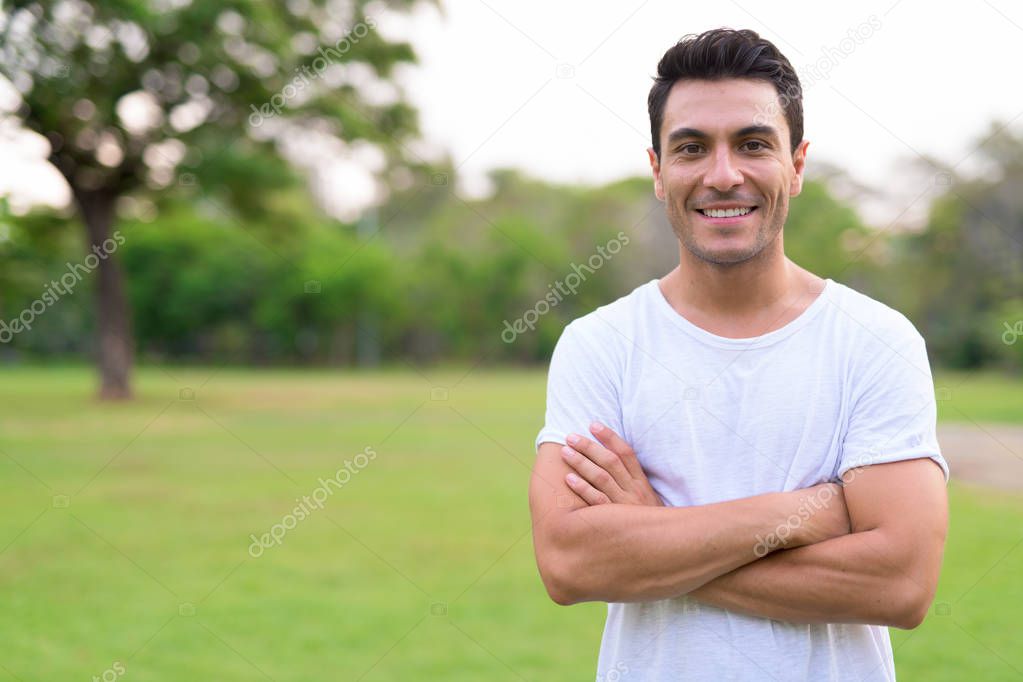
[646,276,834,349]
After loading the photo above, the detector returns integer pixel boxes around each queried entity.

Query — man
[528,28,949,681]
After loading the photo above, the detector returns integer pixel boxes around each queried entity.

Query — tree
[895,122,1023,368]
[1,0,426,397]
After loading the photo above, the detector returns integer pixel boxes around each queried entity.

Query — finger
[565,472,611,506]
[561,445,625,499]
[566,434,632,489]
[588,423,645,480]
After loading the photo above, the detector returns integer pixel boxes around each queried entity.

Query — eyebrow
[666,125,780,146]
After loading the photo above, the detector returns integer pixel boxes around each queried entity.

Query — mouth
[693,206,758,224]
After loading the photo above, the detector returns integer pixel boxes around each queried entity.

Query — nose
[702,148,744,191]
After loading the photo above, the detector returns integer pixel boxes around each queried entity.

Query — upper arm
[533,320,625,453]
[531,319,623,534]
[529,442,586,544]
[529,442,591,603]
[836,316,949,590]
[530,320,623,597]
[837,317,949,483]
[842,458,948,595]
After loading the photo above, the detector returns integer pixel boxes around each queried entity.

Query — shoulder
[827,280,925,349]
[561,279,653,347]
[552,279,654,370]
[826,280,932,384]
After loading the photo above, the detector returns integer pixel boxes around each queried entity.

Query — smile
[696,207,756,218]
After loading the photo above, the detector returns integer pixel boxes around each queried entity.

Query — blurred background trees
[891,123,1023,371]
[1,4,1021,394]
[1,0,424,397]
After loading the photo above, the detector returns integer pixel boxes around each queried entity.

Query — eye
[741,140,768,152]
[677,143,703,155]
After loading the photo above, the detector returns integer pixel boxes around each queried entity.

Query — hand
[560,422,665,507]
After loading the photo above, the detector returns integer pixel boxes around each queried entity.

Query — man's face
[648,78,808,266]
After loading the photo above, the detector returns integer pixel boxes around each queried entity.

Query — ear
[789,140,809,197]
[647,147,665,201]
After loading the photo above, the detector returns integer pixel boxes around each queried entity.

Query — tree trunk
[74,188,133,400]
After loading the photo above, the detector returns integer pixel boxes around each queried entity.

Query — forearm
[690,528,928,628]
[547,490,819,604]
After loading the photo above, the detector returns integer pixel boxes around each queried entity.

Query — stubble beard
[665,192,787,267]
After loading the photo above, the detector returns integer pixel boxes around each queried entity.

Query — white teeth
[702,207,754,218]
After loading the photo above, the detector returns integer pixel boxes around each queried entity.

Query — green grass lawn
[1,365,1021,681]
[934,370,1023,424]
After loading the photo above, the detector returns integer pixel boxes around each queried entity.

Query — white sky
[4,0,1023,226]
[393,0,1023,223]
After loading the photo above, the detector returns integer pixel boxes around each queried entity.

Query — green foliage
[892,124,1023,368]
[117,205,403,364]
[3,134,1018,372]
[986,300,1023,373]
[1,0,427,205]
[786,178,874,282]
[122,207,274,358]
[1,166,893,366]
[0,0,432,393]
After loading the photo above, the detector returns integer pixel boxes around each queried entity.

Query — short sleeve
[535,321,625,452]
[837,319,949,484]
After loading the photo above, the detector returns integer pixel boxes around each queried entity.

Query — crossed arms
[528,423,948,629]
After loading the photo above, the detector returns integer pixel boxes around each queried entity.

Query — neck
[664,238,797,317]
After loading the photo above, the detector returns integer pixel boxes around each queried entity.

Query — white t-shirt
[535,276,949,682]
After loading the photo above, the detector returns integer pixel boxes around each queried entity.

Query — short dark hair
[647,28,803,158]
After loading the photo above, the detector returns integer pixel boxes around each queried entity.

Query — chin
[686,239,766,266]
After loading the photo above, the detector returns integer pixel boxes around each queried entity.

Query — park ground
[1,366,1022,680]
